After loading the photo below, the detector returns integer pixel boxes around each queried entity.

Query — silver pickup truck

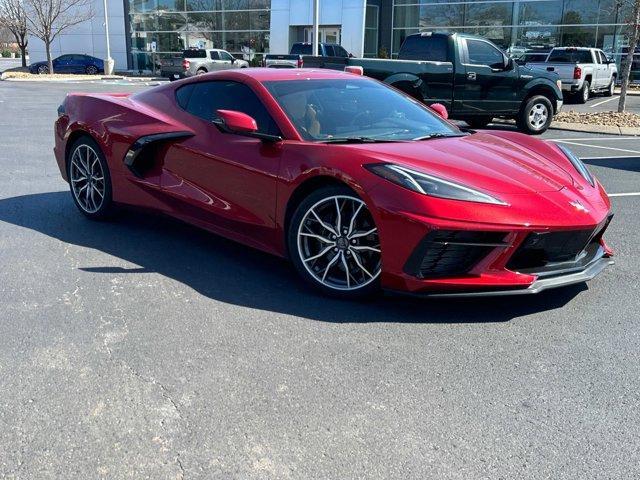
[527,47,617,103]
[160,48,249,80]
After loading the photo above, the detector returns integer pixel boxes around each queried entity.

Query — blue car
[29,54,104,75]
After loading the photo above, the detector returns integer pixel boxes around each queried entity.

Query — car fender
[522,76,563,102]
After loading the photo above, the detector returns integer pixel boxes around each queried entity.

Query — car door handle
[467,72,476,80]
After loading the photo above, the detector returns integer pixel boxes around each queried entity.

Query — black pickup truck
[303,32,564,134]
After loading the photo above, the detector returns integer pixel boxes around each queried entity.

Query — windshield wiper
[413,133,468,141]
[317,137,405,144]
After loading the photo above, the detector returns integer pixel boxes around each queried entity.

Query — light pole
[312,0,319,56]
[103,0,114,74]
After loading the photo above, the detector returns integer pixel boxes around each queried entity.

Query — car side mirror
[429,103,449,120]
[503,55,513,70]
[214,109,282,142]
[216,109,257,133]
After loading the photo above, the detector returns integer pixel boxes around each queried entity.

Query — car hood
[350,132,575,194]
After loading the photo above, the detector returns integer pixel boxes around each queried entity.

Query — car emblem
[569,200,589,213]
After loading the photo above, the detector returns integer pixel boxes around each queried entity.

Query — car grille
[404,230,508,279]
[507,214,613,274]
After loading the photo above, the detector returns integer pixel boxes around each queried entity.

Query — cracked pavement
[0,81,639,479]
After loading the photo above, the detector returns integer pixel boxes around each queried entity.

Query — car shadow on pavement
[583,157,640,173]
[0,191,587,324]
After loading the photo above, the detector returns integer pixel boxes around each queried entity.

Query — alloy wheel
[86,65,98,75]
[37,65,48,74]
[528,103,548,131]
[297,195,381,291]
[69,144,105,214]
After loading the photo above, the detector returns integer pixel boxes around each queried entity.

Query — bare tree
[0,0,28,67]
[618,0,640,112]
[23,0,93,73]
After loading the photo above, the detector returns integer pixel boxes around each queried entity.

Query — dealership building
[28,0,633,71]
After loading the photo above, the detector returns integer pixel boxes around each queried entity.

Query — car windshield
[264,78,459,142]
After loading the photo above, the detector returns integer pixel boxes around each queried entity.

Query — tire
[66,136,113,219]
[288,185,381,298]
[37,65,48,74]
[605,77,616,97]
[85,65,99,75]
[516,95,553,135]
[196,68,207,75]
[577,80,590,104]
[464,117,493,129]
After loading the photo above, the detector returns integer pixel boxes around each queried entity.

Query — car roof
[222,67,365,82]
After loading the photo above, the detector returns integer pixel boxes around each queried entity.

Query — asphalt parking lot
[0,80,639,479]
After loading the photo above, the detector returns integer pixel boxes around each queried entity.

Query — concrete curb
[0,74,165,82]
[549,121,640,136]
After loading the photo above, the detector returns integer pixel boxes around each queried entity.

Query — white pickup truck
[160,48,249,80]
[527,47,617,103]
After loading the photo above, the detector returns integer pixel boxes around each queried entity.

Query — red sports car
[54,68,613,298]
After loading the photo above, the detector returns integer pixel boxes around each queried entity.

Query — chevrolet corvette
[54,68,613,298]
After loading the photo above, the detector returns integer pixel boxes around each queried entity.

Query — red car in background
[54,68,613,298]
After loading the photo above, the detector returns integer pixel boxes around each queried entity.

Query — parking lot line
[553,140,640,155]
[590,97,618,108]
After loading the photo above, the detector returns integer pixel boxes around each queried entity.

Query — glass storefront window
[391,0,630,56]
[128,0,270,62]
[517,1,563,26]
[560,25,597,47]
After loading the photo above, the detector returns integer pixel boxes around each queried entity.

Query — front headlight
[365,163,508,205]
[556,144,595,187]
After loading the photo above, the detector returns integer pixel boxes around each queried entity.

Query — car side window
[594,51,602,64]
[336,46,349,57]
[210,51,220,60]
[324,45,335,56]
[466,39,504,67]
[179,81,280,136]
[219,51,234,61]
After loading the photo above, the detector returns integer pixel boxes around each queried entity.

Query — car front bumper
[394,255,613,298]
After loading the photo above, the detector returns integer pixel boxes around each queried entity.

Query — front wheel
[37,65,49,74]
[516,95,553,135]
[67,136,113,219]
[85,65,99,75]
[288,186,381,298]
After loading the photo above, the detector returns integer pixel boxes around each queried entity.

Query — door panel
[161,131,280,245]
[159,80,283,249]
[460,39,519,114]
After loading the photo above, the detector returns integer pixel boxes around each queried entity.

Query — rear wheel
[576,80,590,104]
[196,68,207,75]
[464,117,493,129]
[288,186,381,298]
[605,76,616,97]
[37,65,48,74]
[516,95,553,135]
[85,65,99,75]
[67,136,113,219]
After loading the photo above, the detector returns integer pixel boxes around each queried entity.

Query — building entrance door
[304,27,341,45]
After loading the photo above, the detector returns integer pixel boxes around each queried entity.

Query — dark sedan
[29,54,104,75]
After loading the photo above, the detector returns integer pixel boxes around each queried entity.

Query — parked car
[263,43,351,69]
[160,48,249,80]
[527,47,618,103]
[263,54,303,68]
[303,32,563,134]
[54,68,613,298]
[29,54,104,75]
